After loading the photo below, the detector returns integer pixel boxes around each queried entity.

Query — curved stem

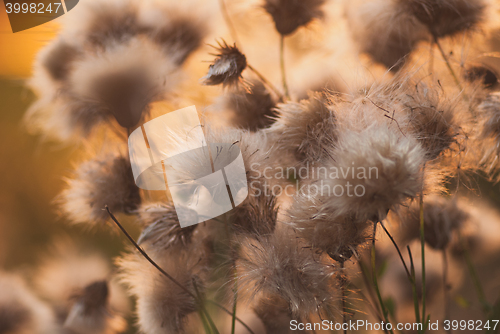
[218,0,241,48]
[380,222,411,279]
[419,193,428,333]
[407,246,421,326]
[371,222,394,334]
[247,64,283,100]
[106,206,194,297]
[442,250,452,334]
[433,35,463,92]
[339,260,347,334]
[105,207,256,334]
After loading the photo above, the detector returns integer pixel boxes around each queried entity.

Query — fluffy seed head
[222,81,277,131]
[323,124,425,222]
[61,153,141,225]
[229,182,278,236]
[287,194,372,261]
[263,0,325,36]
[402,83,459,161]
[138,12,206,65]
[28,37,180,140]
[396,196,468,249]
[479,92,500,142]
[203,41,247,87]
[347,0,428,70]
[58,0,140,48]
[399,0,486,37]
[137,203,198,250]
[237,229,338,317]
[41,39,81,82]
[118,251,203,334]
[267,93,337,165]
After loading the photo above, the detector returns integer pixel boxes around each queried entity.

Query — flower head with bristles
[203,41,247,87]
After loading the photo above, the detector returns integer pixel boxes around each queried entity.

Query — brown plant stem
[280,35,290,100]
[419,192,428,334]
[339,260,347,334]
[433,35,463,92]
[380,222,411,279]
[442,250,452,334]
[218,0,241,48]
[216,0,283,101]
[358,260,385,323]
[407,246,421,328]
[247,64,283,100]
[371,222,394,334]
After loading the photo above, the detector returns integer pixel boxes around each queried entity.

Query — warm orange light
[0,1,59,78]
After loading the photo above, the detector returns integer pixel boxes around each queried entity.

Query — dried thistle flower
[267,93,337,165]
[137,203,198,249]
[118,251,204,334]
[399,0,486,38]
[0,273,57,334]
[395,196,468,249]
[28,37,180,139]
[221,81,277,131]
[229,182,278,235]
[138,12,206,66]
[347,0,429,70]
[287,194,371,262]
[64,280,127,334]
[322,124,425,222]
[237,229,338,318]
[402,83,460,161]
[40,39,81,82]
[479,92,500,143]
[474,92,500,172]
[61,153,141,225]
[203,41,247,87]
[63,0,140,48]
[263,0,325,36]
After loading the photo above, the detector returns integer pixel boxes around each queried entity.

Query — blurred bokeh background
[0,0,127,280]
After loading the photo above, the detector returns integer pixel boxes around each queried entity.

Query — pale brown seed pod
[61,153,141,225]
[346,0,429,71]
[287,193,371,262]
[136,203,198,250]
[118,249,206,334]
[203,41,247,87]
[220,81,277,132]
[237,228,338,318]
[395,196,468,249]
[266,93,337,166]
